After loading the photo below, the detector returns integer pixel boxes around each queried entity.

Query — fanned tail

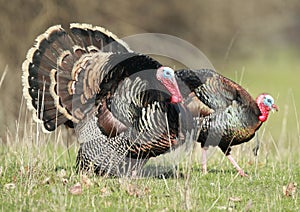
[22,23,131,132]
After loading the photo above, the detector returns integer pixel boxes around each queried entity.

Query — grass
[0,108,299,211]
[0,50,299,211]
[0,136,299,211]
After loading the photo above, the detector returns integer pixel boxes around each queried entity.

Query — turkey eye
[161,67,174,79]
[163,69,173,78]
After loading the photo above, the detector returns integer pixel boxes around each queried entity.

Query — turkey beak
[271,104,278,112]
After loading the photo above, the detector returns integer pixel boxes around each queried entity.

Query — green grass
[0,138,299,211]
[1,101,299,212]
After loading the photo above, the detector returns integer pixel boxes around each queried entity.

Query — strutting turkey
[176,69,278,176]
[22,23,194,177]
[22,23,278,177]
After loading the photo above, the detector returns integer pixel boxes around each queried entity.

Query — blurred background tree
[0,0,299,139]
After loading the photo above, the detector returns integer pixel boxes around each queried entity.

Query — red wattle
[259,115,267,122]
[258,105,269,122]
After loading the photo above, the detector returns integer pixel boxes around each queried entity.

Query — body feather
[176,69,262,155]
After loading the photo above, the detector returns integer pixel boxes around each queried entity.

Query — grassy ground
[0,51,299,211]
[0,135,299,211]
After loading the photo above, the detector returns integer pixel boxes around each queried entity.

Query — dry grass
[0,112,299,211]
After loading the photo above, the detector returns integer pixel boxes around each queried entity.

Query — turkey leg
[201,148,208,174]
[226,154,248,177]
[201,148,248,176]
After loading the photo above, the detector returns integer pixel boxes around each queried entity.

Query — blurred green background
[0,0,299,150]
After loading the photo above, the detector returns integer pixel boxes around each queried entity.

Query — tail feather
[69,23,131,53]
[22,23,131,132]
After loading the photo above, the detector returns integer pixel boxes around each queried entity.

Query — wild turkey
[176,69,278,176]
[22,23,193,176]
